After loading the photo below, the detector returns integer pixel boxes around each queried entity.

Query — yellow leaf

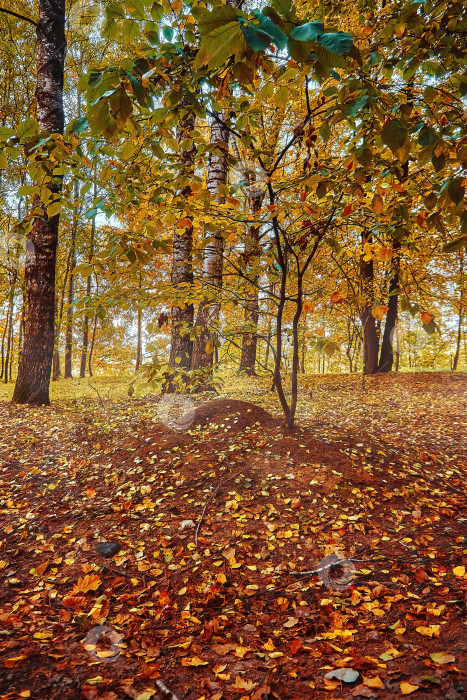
[372,304,389,321]
[228,676,254,691]
[234,646,251,658]
[430,652,456,664]
[453,565,465,577]
[33,631,53,639]
[400,681,419,694]
[181,657,208,666]
[416,625,440,638]
[264,638,275,651]
[363,676,384,688]
[19,692,31,698]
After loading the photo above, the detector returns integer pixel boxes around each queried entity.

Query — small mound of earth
[191,398,281,431]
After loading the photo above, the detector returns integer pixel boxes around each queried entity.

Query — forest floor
[0,372,466,700]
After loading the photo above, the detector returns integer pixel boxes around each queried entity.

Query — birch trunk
[192,114,230,371]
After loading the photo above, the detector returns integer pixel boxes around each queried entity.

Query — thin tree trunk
[88,315,97,377]
[378,241,401,372]
[1,306,8,379]
[136,272,142,371]
[53,241,74,380]
[360,231,379,374]
[64,178,79,378]
[80,181,96,378]
[192,114,230,371]
[240,192,262,375]
[52,292,61,380]
[17,294,25,366]
[453,252,464,371]
[12,0,65,405]
[4,274,17,383]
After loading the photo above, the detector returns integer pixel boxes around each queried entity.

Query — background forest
[0,0,466,428]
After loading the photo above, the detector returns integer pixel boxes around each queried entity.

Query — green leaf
[150,2,163,22]
[418,125,438,147]
[124,70,149,108]
[442,235,467,253]
[356,144,372,167]
[47,200,62,217]
[240,23,272,52]
[109,86,133,126]
[287,37,313,63]
[195,5,238,34]
[17,185,39,196]
[290,21,324,42]
[271,0,297,21]
[381,119,408,152]
[162,25,173,42]
[431,152,446,172]
[253,11,287,49]
[85,207,99,220]
[447,178,465,205]
[318,32,352,56]
[0,127,15,141]
[196,22,245,70]
[319,121,330,142]
[17,118,39,140]
[69,116,89,135]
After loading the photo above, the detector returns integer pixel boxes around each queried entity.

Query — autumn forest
[0,0,466,698]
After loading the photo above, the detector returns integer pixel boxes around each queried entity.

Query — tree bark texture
[192,114,230,370]
[360,231,379,374]
[12,0,65,405]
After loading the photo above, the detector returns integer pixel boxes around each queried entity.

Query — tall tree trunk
[168,107,196,384]
[80,181,96,378]
[453,252,464,371]
[240,192,262,375]
[64,179,79,378]
[192,114,230,371]
[360,231,379,374]
[12,0,65,405]
[378,241,401,372]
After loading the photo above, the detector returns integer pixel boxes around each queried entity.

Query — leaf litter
[0,372,466,699]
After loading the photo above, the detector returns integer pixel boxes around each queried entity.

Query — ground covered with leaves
[0,372,466,700]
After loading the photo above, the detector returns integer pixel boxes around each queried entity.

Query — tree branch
[0,8,37,27]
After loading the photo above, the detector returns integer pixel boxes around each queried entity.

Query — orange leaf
[290,639,303,654]
[372,304,389,321]
[4,655,27,668]
[421,312,432,325]
[343,203,353,216]
[72,573,102,595]
[176,217,191,229]
[330,291,346,304]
